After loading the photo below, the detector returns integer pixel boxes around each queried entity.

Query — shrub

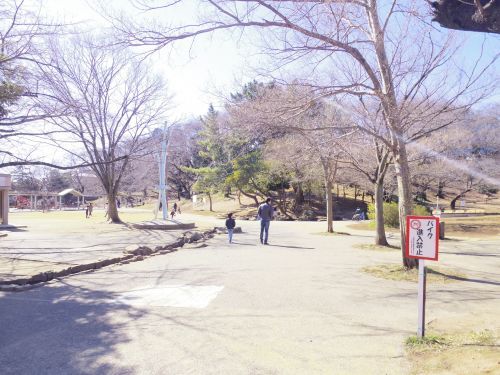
[413,204,430,216]
[479,184,498,196]
[368,202,431,228]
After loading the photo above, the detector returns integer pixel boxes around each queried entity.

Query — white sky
[43,0,258,121]
[7,0,499,172]
[42,0,499,122]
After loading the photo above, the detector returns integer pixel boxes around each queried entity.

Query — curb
[0,229,215,292]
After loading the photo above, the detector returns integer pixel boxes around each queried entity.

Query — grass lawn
[443,215,500,237]
[7,208,161,235]
[352,243,399,252]
[406,329,499,374]
[347,215,500,238]
[362,263,467,284]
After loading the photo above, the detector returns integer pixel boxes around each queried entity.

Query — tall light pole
[157,123,168,220]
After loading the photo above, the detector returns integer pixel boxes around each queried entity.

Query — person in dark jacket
[257,197,274,244]
[225,213,236,244]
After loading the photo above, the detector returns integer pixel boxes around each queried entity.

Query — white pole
[158,122,169,220]
[417,259,426,337]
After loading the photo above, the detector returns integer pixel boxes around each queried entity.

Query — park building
[0,174,11,225]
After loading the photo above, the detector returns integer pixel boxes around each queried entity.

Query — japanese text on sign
[406,216,439,261]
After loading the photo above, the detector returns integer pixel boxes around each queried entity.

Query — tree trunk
[239,189,260,207]
[336,184,339,197]
[342,185,346,198]
[295,183,305,205]
[207,192,213,212]
[275,200,292,219]
[374,179,389,246]
[354,186,358,201]
[237,190,242,205]
[367,1,415,267]
[450,189,470,210]
[394,144,417,269]
[326,180,333,233]
[280,183,287,216]
[183,185,191,199]
[107,192,121,223]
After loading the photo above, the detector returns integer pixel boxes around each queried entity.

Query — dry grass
[8,208,162,235]
[362,263,466,284]
[347,214,500,239]
[352,243,399,252]
[346,221,400,233]
[443,215,500,238]
[406,330,499,375]
[311,231,351,236]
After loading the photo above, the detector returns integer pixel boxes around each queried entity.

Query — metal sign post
[417,259,426,337]
[406,215,439,338]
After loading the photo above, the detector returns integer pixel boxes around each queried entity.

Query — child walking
[225,213,236,244]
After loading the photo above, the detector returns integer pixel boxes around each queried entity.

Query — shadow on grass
[428,269,500,287]
[440,251,499,258]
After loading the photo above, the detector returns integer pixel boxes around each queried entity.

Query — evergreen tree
[185,104,229,211]
[45,170,71,192]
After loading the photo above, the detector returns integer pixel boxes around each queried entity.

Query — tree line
[1,0,498,269]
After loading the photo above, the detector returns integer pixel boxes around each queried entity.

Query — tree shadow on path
[0,282,144,375]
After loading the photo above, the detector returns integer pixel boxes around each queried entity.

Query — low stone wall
[131,222,196,230]
[0,229,215,292]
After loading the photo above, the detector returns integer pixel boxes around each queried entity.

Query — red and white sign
[406,215,439,261]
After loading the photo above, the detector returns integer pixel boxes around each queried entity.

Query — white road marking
[115,285,224,308]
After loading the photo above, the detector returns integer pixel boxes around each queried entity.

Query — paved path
[0,211,201,283]
[0,219,498,374]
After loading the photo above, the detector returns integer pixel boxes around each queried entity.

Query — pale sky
[43,0,258,121]
[8,0,498,171]
[42,0,499,122]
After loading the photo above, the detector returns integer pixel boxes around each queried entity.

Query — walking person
[225,213,236,244]
[258,197,274,245]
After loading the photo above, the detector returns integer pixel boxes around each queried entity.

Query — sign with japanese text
[406,216,439,261]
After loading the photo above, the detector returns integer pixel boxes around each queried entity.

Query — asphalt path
[0,219,498,374]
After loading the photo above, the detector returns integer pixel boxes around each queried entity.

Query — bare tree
[228,85,352,231]
[37,35,169,222]
[414,107,500,209]
[0,0,128,172]
[0,0,71,169]
[113,0,498,267]
[344,134,392,245]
